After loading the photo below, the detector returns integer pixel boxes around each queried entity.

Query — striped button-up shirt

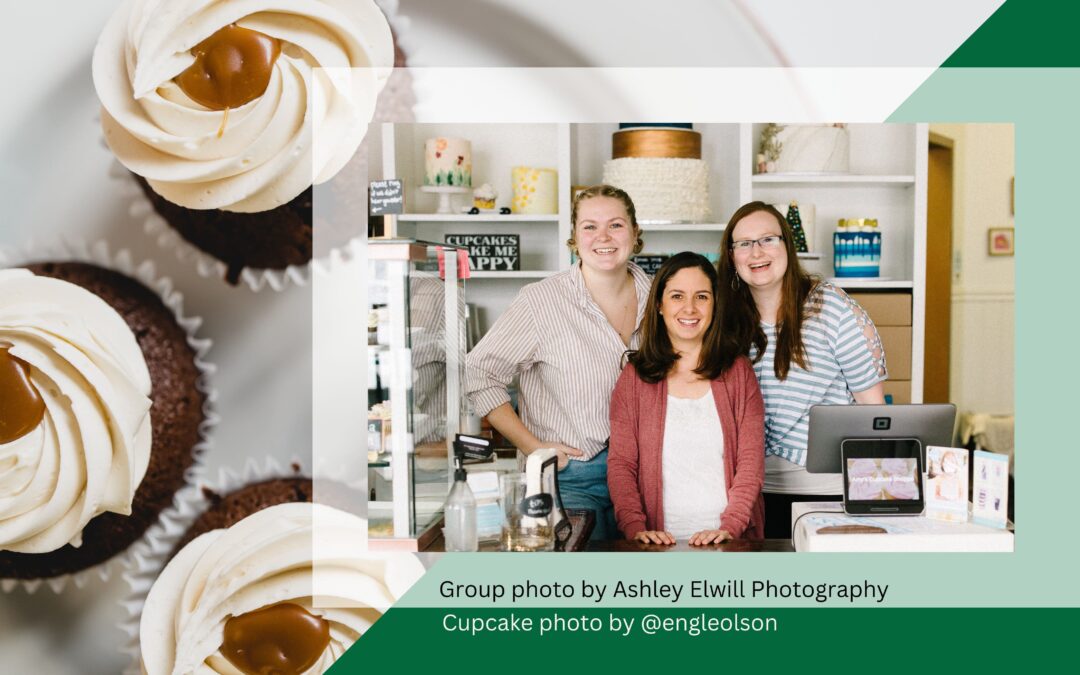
[466,262,652,460]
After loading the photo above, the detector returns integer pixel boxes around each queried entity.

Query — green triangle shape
[944,0,1080,67]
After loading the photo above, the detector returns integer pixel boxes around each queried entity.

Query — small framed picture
[988,227,1014,256]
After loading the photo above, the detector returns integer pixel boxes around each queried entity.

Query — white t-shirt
[662,389,727,538]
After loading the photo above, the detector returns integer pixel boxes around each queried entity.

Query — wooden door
[925,135,953,403]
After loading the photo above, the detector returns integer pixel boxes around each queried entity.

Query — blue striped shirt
[750,283,887,467]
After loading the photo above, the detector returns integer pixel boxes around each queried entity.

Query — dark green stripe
[331,607,1077,672]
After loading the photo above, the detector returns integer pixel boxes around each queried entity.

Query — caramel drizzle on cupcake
[222,603,330,675]
[0,345,44,444]
[175,24,281,137]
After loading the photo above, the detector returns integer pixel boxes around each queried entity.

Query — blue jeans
[558,449,617,541]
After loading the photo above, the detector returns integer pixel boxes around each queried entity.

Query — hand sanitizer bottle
[444,457,478,552]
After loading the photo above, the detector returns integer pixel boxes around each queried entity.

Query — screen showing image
[846,458,921,501]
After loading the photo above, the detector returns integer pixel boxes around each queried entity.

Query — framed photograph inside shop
[988,227,1014,256]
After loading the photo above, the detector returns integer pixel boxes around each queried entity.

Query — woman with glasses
[608,252,765,545]
[466,185,652,540]
[716,202,887,539]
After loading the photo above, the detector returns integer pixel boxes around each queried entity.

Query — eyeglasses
[730,235,784,253]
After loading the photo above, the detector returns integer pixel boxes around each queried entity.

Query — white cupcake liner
[118,0,414,293]
[0,237,218,594]
[117,170,312,293]
[120,455,307,675]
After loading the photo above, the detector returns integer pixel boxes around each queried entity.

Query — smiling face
[659,266,714,348]
[730,210,788,294]
[574,196,635,273]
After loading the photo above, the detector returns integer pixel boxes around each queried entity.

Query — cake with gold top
[602,125,710,223]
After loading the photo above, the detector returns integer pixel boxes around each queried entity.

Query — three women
[467,190,886,543]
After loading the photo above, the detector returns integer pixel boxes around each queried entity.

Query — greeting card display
[973,450,1010,529]
[926,446,970,522]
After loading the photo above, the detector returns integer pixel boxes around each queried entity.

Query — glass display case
[368,239,467,548]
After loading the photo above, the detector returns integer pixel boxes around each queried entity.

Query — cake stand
[420,186,471,214]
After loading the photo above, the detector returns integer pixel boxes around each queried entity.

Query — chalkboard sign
[445,234,520,271]
[369,179,404,216]
[631,254,669,276]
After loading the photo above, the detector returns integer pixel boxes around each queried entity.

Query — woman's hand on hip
[634,530,676,546]
[689,529,732,546]
[536,442,583,469]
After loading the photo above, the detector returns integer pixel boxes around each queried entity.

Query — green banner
[333,608,1073,672]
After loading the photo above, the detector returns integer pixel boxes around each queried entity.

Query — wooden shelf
[829,279,914,290]
[640,222,727,232]
[752,174,915,187]
[468,271,556,279]
[398,214,560,223]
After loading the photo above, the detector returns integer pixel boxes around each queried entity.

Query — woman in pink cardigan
[608,252,765,544]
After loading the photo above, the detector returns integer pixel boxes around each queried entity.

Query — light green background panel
[891,67,1080,586]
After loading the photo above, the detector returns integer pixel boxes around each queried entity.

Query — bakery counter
[791,502,1014,552]
[423,509,596,552]
[588,538,794,552]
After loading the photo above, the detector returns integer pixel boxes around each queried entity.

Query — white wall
[930,123,1014,415]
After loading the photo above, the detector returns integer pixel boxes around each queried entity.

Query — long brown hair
[717,201,818,380]
[629,252,739,383]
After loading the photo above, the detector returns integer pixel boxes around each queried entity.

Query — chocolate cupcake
[125,470,423,674]
[92,0,400,288]
[0,244,213,590]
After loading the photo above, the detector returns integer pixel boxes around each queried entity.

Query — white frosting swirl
[92,0,394,213]
[0,269,152,553]
[140,502,424,675]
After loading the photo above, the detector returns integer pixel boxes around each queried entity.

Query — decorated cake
[511,166,558,214]
[602,125,710,223]
[424,137,472,187]
[833,219,882,277]
[613,127,701,159]
[773,124,850,174]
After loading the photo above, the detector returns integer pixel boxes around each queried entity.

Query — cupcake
[91,0,396,286]
[473,183,497,211]
[0,257,210,586]
[131,478,424,674]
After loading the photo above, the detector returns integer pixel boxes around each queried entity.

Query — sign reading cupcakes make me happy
[444,234,520,271]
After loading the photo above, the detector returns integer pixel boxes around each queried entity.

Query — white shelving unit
[374,122,928,403]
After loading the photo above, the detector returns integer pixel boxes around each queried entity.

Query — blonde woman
[466,185,651,540]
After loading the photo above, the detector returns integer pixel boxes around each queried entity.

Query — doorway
[925,133,954,403]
